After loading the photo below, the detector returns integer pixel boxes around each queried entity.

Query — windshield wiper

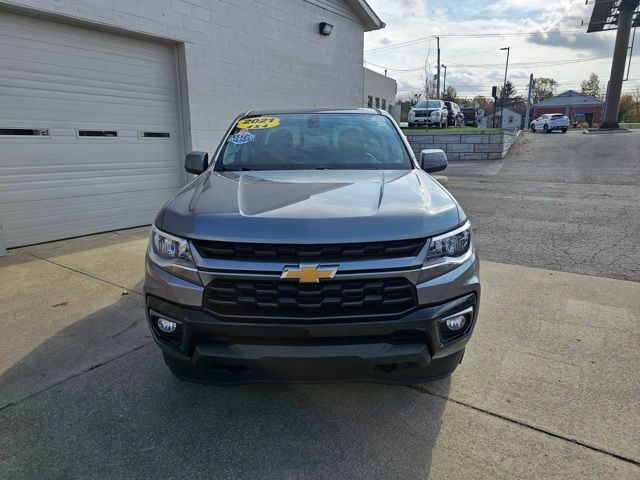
[217,166,255,171]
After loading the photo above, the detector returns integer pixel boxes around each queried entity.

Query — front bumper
[143,252,480,385]
[410,117,440,126]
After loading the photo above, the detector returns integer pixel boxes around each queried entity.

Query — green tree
[500,81,524,109]
[580,73,601,98]
[618,94,640,123]
[443,86,458,102]
[532,77,558,104]
[472,95,494,111]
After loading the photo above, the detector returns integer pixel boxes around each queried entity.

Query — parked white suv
[408,100,448,128]
[530,113,569,133]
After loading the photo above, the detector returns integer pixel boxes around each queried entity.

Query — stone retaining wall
[406,129,520,160]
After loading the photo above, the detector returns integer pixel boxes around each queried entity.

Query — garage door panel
[4,192,173,227]
[0,58,174,92]
[0,11,184,248]
[1,187,178,217]
[1,174,180,198]
[1,173,181,203]
[0,28,174,73]
[0,15,174,59]
[0,141,183,167]
[0,77,174,104]
[1,88,179,120]
[5,210,161,248]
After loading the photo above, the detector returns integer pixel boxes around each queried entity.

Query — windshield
[415,101,441,109]
[215,113,412,171]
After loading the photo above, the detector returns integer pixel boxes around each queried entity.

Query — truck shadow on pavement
[0,284,451,480]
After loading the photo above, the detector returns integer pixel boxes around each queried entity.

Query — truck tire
[543,124,549,133]
[561,128,567,133]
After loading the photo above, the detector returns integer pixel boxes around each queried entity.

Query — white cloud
[363,0,632,99]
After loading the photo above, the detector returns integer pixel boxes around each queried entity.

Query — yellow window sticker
[236,116,280,130]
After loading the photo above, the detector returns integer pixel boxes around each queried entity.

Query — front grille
[204,278,417,320]
[192,238,425,262]
[414,111,427,117]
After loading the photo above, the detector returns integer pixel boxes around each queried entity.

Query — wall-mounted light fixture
[319,22,333,36]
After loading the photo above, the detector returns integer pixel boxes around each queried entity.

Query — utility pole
[441,64,447,100]
[499,46,510,128]
[601,0,638,128]
[525,74,534,129]
[436,36,440,100]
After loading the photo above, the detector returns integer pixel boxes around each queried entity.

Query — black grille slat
[203,278,417,320]
[193,238,425,262]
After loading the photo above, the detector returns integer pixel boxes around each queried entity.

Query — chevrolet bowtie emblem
[281,264,338,283]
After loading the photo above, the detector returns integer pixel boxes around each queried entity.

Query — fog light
[445,315,466,331]
[157,318,177,333]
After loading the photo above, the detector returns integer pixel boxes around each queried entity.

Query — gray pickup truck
[143,108,480,384]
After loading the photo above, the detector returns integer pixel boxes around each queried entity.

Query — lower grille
[204,277,417,321]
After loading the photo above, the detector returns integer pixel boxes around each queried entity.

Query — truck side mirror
[420,149,448,173]
[185,151,209,175]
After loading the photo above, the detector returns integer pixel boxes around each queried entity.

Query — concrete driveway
[1,226,639,479]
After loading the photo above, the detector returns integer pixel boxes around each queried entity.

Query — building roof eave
[345,0,385,31]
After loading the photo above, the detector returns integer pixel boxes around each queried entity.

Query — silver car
[144,108,480,384]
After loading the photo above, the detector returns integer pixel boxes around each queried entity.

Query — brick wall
[406,130,520,161]
[1,0,366,153]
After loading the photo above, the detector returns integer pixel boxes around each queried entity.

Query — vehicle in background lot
[461,107,478,127]
[444,101,464,127]
[530,113,570,133]
[144,108,480,385]
[408,100,448,128]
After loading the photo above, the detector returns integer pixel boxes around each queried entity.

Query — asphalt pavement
[445,129,640,282]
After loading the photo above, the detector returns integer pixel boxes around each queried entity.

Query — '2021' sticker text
[236,116,281,130]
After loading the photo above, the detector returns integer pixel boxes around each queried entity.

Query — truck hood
[159,170,462,243]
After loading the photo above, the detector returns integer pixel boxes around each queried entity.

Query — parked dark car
[444,102,464,127]
[461,107,478,127]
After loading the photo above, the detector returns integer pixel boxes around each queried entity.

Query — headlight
[408,110,416,119]
[426,224,470,260]
[148,226,201,285]
[418,222,473,283]
[430,111,440,117]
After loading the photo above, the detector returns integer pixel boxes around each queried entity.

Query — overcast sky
[363,0,639,99]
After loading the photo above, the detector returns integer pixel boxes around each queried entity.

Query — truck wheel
[543,124,549,133]
[531,125,536,132]
[561,128,567,133]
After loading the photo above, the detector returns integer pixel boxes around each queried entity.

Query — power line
[365,30,587,53]
[364,56,611,74]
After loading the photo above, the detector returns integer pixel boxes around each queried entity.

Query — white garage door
[0,11,184,249]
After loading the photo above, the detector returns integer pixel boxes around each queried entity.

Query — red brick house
[533,90,605,128]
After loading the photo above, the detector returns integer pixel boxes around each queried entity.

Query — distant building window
[375,97,380,108]
[382,99,387,110]
[367,96,373,108]
[0,128,49,136]
[77,130,118,137]
[138,131,171,139]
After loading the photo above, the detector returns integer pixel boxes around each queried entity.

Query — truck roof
[244,107,383,116]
